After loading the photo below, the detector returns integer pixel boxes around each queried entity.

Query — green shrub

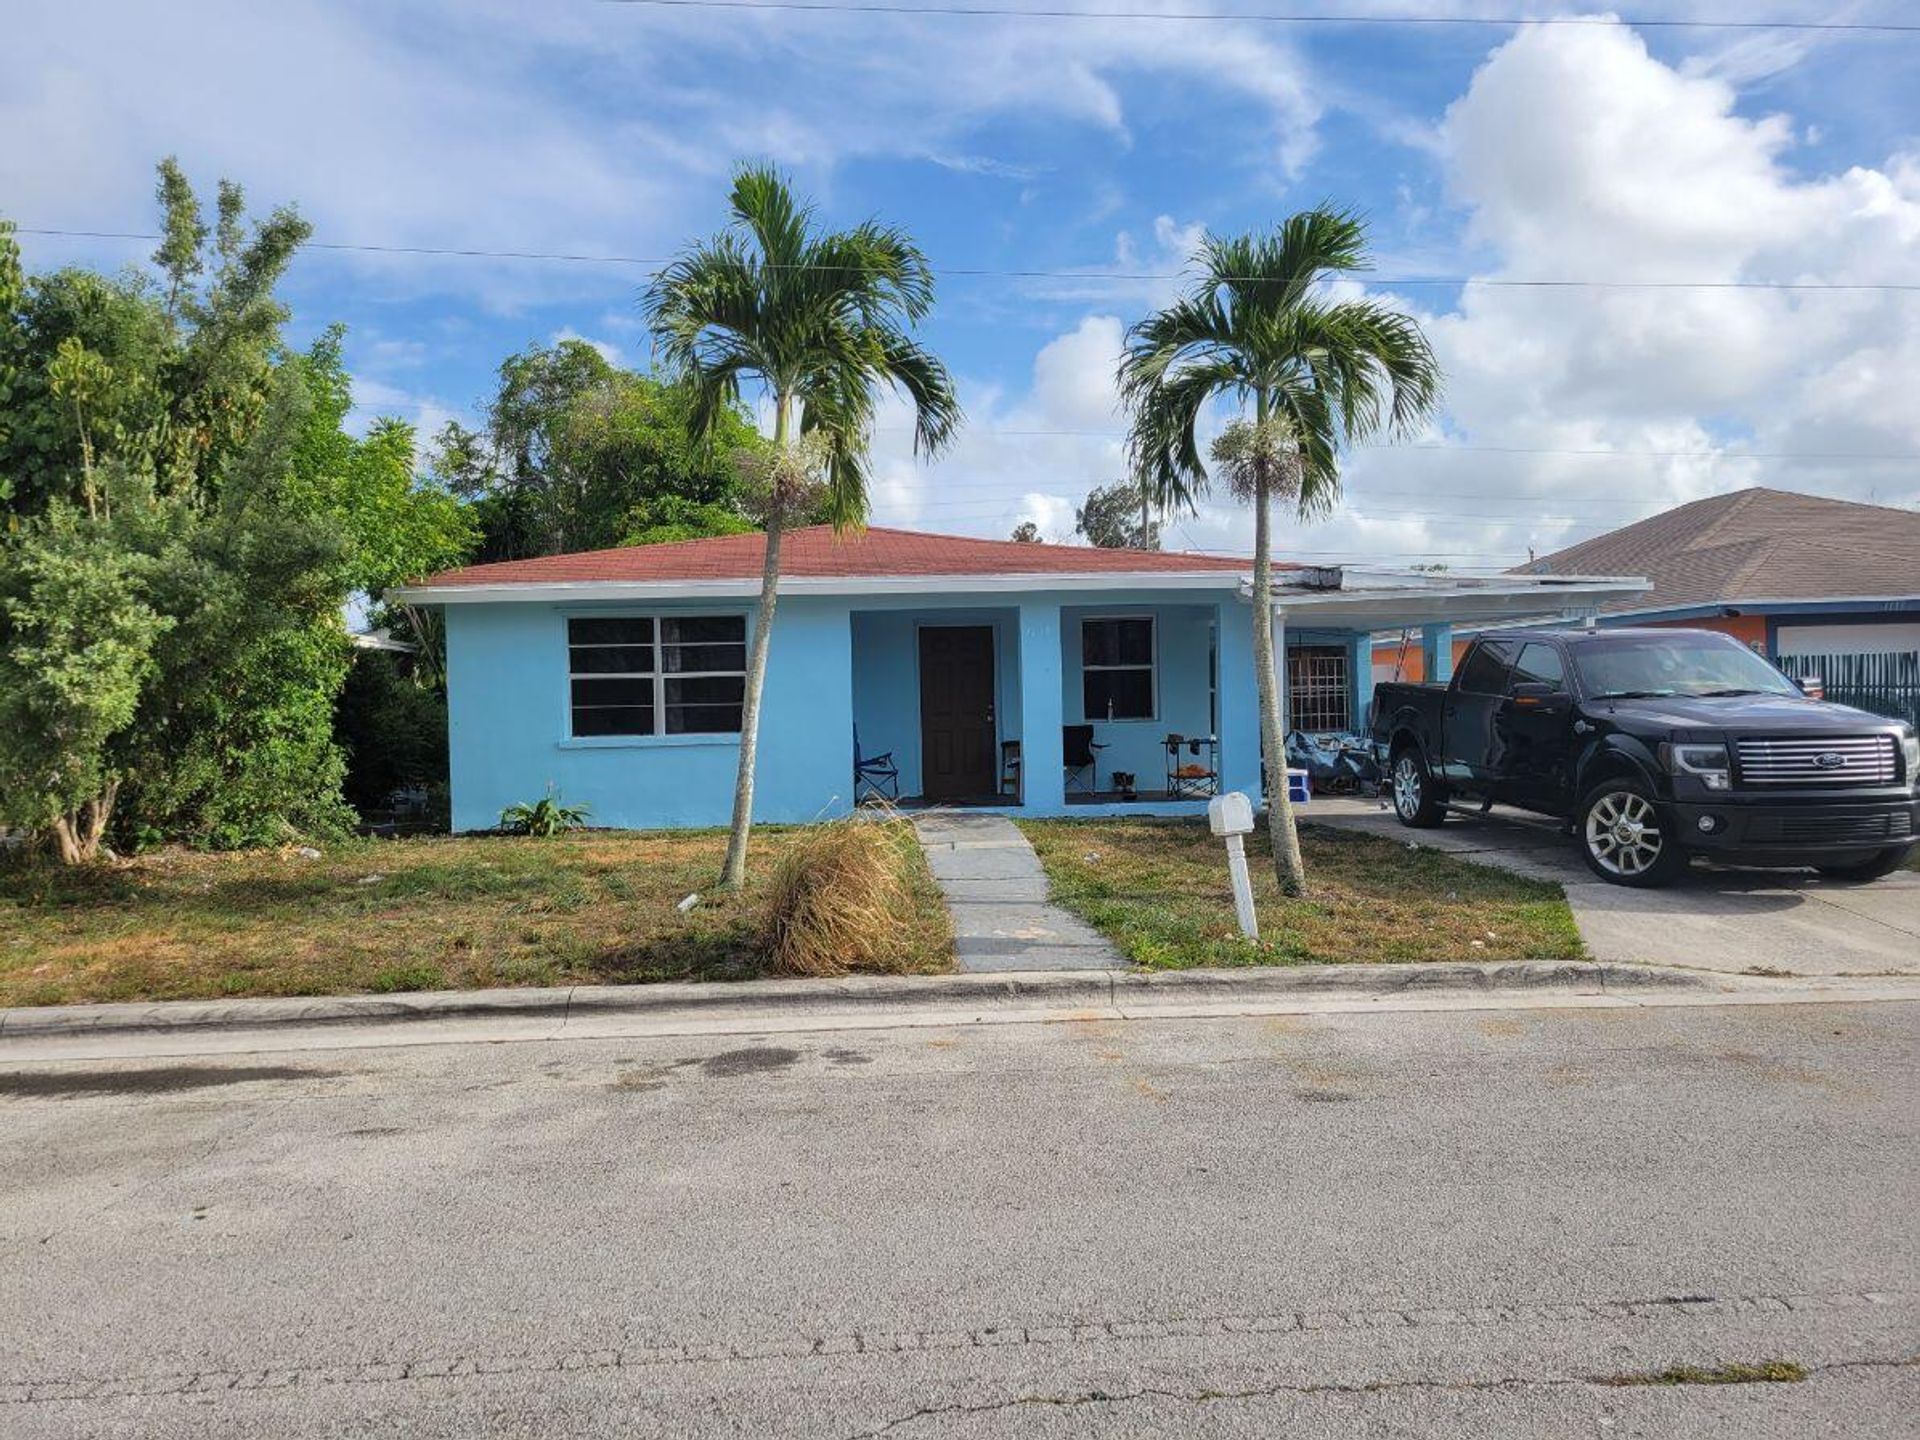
[499,792,590,838]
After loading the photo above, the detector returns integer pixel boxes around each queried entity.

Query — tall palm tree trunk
[720,398,790,887]
[1252,400,1307,897]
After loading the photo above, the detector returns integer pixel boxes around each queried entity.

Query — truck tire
[1815,845,1913,882]
[1576,777,1686,887]
[1389,745,1446,829]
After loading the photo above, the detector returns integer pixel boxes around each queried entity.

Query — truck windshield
[1572,635,1803,701]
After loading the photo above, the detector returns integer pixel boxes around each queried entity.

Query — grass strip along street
[0,823,952,1008]
[1020,819,1584,969]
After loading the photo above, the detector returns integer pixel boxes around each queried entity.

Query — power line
[599,1,1920,36]
[16,226,1920,294]
[874,427,1920,462]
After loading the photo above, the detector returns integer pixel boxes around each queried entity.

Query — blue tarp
[1285,731,1380,793]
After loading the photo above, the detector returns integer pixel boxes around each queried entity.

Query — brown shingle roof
[417,525,1262,588]
[1515,488,1920,615]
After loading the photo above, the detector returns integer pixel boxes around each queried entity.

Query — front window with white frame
[1081,616,1155,721]
[567,615,747,737]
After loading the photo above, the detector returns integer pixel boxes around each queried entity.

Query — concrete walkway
[1308,796,1920,978]
[911,812,1124,972]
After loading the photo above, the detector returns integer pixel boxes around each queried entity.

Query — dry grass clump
[758,815,927,977]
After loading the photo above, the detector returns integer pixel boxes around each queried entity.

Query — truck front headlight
[1669,742,1732,791]
[1902,730,1919,785]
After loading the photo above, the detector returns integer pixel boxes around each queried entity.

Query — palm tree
[647,165,961,886]
[1119,208,1441,895]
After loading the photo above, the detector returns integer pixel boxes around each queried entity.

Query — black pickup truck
[1368,627,1920,887]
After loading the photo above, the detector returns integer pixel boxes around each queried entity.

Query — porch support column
[1422,622,1454,684]
[1017,601,1065,811]
[1348,632,1375,734]
[1215,600,1262,800]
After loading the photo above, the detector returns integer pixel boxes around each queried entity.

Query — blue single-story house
[390,526,1643,831]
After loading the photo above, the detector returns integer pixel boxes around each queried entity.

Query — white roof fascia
[1258,577,1650,629]
[386,568,1254,606]
[1242,574,1645,605]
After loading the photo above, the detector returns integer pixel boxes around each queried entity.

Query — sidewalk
[7,962,1913,1065]
[910,811,1123,972]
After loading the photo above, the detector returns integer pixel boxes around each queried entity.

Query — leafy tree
[0,162,474,857]
[434,341,770,561]
[0,493,172,862]
[1120,209,1441,895]
[647,164,961,885]
[622,494,757,546]
[1075,480,1161,550]
[334,648,448,814]
[1009,520,1042,543]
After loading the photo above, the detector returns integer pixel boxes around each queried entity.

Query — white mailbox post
[1207,791,1259,941]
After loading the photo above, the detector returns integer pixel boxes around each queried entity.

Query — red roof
[415,525,1258,588]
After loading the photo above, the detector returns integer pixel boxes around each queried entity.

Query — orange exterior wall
[1643,613,1769,649]
[1371,614,1771,682]
[1372,636,1472,684]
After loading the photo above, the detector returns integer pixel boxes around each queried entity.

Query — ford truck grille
[1735,735,1898,786]
[1746,812,1913,845]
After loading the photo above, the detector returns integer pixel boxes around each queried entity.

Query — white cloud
[872,19,1920,570]
[551,327,623,366]
[3,0,1322,315]
[1297,19,1920,568]
[347,375,460,445]
[867,314,1129,540]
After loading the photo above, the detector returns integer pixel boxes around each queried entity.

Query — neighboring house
[391,526,1640,831]
[1375,487,1920,682]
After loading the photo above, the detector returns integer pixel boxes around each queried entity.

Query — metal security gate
[1286,645,1351,733]
[1777,651,1920,729]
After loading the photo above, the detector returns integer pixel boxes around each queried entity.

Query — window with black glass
[1455,639,1517,695]
[1507,642,1566,693]
[1082,616,1155,721]
[567,615,746,737]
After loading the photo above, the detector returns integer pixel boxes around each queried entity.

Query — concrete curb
[0,961,1715,1041]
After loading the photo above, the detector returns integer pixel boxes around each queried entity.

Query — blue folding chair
[854,726,899,803]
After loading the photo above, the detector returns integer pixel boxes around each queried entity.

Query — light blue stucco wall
[441,584,1389,831]
[1059,603,1217,790]
[445,596,854,832]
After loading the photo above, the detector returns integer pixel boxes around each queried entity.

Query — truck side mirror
[1510,682,1568,710]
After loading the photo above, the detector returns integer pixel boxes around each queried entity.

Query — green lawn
[0,827,951,1008]
[1019,818,1584,969]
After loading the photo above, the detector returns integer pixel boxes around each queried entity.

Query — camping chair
[1164,733,1218,800]
[1062,724,1106,795]
[853,726,899,804]
[1000,740,1022,800]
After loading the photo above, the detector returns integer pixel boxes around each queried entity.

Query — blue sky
[7,2,1919,568]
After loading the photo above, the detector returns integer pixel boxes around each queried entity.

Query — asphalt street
[2,998,1915,1437]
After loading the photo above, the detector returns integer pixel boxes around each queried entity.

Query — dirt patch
[699,1046,802,1079]
[0,1064,328,1099]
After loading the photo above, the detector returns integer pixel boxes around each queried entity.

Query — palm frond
[645,166,960,526]
[1121,205,1441,527]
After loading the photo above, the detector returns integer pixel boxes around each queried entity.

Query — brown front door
[918,626,997,800]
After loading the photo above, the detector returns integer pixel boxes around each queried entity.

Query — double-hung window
[567,615,747,737]
[1081,616,1155,721]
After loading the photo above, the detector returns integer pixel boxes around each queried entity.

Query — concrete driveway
[1309,798,1920,978]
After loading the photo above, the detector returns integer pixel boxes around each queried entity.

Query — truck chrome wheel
[1583,790,1664,878]
[1392,755,1423,820]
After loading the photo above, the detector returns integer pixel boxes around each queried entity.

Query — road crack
[846,1354,1920,1439]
